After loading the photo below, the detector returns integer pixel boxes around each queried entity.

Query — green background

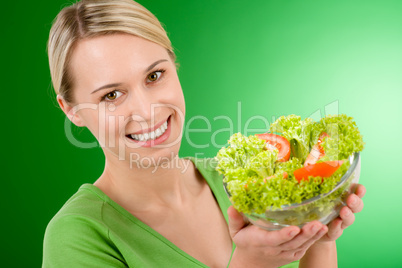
[3,0,402,267]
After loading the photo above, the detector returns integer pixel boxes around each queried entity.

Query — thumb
[227,206,248,238]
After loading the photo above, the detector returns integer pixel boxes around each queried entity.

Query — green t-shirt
[42,157,299,268]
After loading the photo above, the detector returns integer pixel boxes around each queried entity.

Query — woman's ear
[57,94,85,127]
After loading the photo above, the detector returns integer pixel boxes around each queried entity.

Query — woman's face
[60,33,185,165]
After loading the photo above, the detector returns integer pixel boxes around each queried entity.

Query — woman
[43,0,365,267]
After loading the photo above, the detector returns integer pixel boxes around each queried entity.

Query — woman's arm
[299,241,337,268]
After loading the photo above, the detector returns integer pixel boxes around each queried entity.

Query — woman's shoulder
[43,184,127,267]
[50,184,105,219]
[44,184,108,235]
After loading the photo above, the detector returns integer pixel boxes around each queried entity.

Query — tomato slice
[304,132,329,166]
[294,160,343,182]
[256,133,290,162]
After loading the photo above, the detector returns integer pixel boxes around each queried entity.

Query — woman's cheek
[79,106,114,148]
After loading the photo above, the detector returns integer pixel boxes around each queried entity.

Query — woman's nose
[125,88,156,123]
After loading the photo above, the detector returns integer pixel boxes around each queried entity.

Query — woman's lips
[126,115,172,147]
[129,116,169,135]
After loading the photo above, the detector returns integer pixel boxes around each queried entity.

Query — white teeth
[155,128,161,137]
[130,119,169,142]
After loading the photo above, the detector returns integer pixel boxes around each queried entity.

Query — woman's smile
[126,115,172,147]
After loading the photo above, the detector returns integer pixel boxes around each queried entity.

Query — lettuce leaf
[225,160,351,214]
[274,157,303,176]
[215,133,277,181]
[318,114,365,161]
[269,115,323,163]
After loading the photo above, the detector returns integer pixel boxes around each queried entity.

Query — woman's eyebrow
[91,83,123,94]
[145,59,168,73]
[90,59,169,94]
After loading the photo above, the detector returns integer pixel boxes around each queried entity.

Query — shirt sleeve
[42,214,127,268]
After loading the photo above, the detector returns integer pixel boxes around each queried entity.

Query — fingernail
[311,224,319,232]
[289,230,297,237]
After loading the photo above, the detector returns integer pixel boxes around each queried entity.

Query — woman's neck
[93,153,202,213]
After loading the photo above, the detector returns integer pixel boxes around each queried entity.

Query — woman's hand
[318,184,366,243]
[298,184,366,267]
[227,206,328,268]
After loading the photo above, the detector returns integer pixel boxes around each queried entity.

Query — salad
[215,114,364,218]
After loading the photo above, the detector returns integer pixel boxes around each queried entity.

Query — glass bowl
[223,152,361,230]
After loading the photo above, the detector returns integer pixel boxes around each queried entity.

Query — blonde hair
[48,0,175,104]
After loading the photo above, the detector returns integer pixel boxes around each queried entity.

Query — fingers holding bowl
[355,184,366,199]
[227,206,249,237]
[228,206,302,247]
[279,221,327,251]
[339,183,365,228]
[346,193,364,213]
[339,206,355,229]
[325,217,344,241]
[295,225,328,252]
[259,226,301,247]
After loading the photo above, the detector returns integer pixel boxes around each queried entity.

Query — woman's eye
[146,70,164,83]
[103,90,122,101]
